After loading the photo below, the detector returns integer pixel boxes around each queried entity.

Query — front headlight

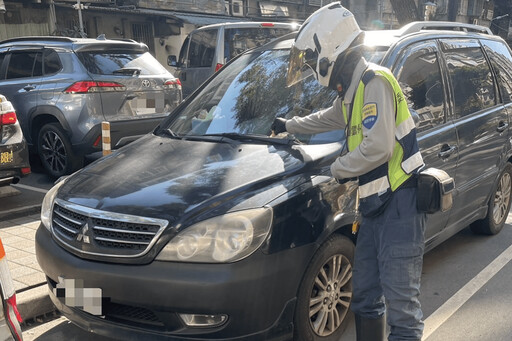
[40,179,66,230]
[156,208,273,263]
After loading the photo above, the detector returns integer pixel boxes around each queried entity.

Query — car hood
[59,134,342,224]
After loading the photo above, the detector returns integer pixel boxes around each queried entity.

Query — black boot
[355,314,386,341]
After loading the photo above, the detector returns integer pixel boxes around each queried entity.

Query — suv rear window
[77,51,168,75]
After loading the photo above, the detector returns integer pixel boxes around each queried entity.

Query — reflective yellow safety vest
[342,67,424,204]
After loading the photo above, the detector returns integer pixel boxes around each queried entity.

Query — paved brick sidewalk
[0,213,46,292]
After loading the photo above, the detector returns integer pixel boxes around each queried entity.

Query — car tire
[294,234,355,341]
[37,123,83,178]
[471,163,512,235]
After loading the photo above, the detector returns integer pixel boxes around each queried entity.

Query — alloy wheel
[493,172,511,225]
[308,254,352,337]
[40,130,67,174]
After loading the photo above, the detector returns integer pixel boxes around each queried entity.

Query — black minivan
[36,22,512,340]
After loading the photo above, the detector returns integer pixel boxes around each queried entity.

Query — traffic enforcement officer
[271,3,426,340]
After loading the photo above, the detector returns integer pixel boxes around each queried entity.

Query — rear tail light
[0,112,17,125]
[215,63,224,72]
[21,167,31,175]
[164,79,182,91]
[64,81,126,93]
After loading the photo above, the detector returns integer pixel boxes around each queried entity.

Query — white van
[169,22,297,97]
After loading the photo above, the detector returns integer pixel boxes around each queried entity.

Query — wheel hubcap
[41,131,67,173]
[493,172,511,225]
[309,254,352,337]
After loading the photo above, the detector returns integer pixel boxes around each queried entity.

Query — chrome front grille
[51,199,168,258]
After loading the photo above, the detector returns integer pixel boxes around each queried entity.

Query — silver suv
[0,36,182,177]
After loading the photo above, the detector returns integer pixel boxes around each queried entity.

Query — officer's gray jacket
[285,58,396,180]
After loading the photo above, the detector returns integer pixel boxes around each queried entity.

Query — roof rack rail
[0,36,76,44]
[398,21,492,36]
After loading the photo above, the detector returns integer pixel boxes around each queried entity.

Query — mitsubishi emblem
[76,223,91,244]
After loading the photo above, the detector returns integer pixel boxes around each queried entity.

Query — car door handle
[438,145,457,159]
[497,122,509,133]
[23,85,35,91]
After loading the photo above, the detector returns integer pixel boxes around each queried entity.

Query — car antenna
[96,34,106,40]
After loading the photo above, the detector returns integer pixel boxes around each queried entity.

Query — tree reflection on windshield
[168,49,340,144]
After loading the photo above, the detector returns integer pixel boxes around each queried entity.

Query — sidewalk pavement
[0,211,55,323]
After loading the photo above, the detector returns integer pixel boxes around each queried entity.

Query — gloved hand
[271,117,287,135]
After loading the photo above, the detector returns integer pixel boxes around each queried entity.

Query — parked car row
[0,22,296,179]
[35,21,512,341]
[0,35,181,178]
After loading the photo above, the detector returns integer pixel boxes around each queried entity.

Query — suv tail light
[0,112,17,125]
[215,63,224,72]
[164,79,182,91]
[64,81,126,93]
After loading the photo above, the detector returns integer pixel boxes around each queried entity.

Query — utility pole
[49,0,57,34]
[73,0,87,38]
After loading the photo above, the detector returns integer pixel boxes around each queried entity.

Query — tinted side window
[444,45,496,118]
[224,27,293,61]
[481,39,512,104]
[0,52,7,80]
[43,49,62,75]
[178,36,189,66]
[395,44,446,133]
[188,30,218,68]
[6,51,42,79]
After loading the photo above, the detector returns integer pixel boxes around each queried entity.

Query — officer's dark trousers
[351,187,426,341]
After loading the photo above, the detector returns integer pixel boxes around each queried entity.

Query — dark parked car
[0,36,182,178]
[36,22,512,340]
[0,95,30,187]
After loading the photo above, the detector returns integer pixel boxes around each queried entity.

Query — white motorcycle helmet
[287,2,362,87]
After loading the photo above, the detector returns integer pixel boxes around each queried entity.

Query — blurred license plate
[132,92,166,115]
[0,151,13,164]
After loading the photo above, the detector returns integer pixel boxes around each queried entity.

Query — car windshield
[77,51,170,75]
[164,48,341,144]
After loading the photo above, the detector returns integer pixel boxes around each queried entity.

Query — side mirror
[167,55,178,67]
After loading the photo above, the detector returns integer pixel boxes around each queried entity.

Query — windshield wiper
[113,67,141,76]
[201,133,302,145]
[158,128,182,139]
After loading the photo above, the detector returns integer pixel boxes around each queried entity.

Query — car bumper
[0,139,30,186]
[36,224,315,340]
[73,117,166,157]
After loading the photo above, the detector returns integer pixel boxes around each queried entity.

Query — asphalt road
[21,219,512,340]
[6,168,512,340]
